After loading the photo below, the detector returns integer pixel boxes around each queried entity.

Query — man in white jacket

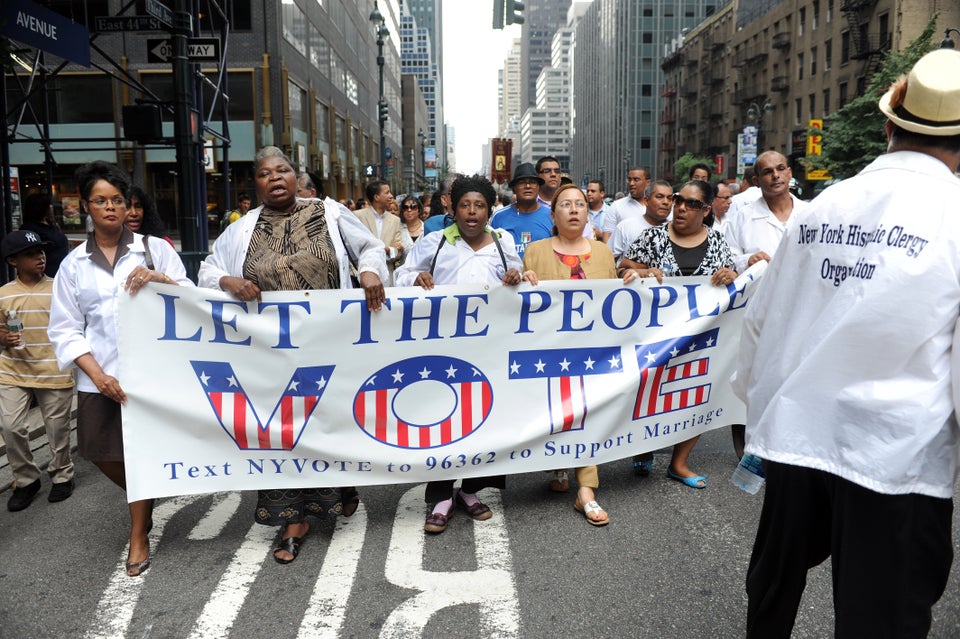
[734,49,960,638]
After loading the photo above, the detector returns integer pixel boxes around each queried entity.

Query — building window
[811,46,817,75]
[642,32,653,44]
[282,2,307,57]
[316,102,329,143]
[839,81,848,108]
[798,7,805,37]
[288,82,307,132]
[812,0,819,30]
[797,52,804,80]
[841,31,850,64]
[823,88,831,115]
[824,39,832,71]
[809,93,816,119]
[795,98,802,125]
[827,0,833,22]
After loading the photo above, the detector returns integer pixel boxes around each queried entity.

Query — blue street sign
[2,0,91,67]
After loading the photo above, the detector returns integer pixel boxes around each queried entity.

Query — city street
[2,428,960,638]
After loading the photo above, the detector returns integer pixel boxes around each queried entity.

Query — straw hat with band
[878,48,960,136]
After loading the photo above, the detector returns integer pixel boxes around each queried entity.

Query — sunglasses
[671,193,708,210]
[402,204,420,210]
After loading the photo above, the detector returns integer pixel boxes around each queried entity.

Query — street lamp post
[746,99,774,151]
[941,28,960,48]
[369,3,389,180]
[417,128,426,189]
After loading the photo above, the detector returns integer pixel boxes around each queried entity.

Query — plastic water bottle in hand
[731,453,766,494]
[6,310,25,349]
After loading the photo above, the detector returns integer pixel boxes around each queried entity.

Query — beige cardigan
[522,237,618,280]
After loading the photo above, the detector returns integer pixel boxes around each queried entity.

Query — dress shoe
[48,479,75,503]
[7,479,41,512]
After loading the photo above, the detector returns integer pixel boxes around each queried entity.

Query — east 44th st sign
[147,37,220,63]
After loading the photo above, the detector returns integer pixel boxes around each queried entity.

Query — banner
[119,268,765,501]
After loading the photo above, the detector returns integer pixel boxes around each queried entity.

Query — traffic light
[506,1,524,25]
[493,0,505,29]
[364,163,377,178]
[378,99,388,124]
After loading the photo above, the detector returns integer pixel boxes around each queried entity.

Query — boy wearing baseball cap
[0,230,76,511]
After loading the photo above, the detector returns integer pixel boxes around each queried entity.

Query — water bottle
[6,310,25,349]
[731,453,765,494]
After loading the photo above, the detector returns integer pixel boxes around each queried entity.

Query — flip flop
[573,498,609,527]
[549,469,569,493]
[632,455,653,477]
[666,469,707,489]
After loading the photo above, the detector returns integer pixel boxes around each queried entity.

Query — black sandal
[273,525,308,564]
[341,487,360,517]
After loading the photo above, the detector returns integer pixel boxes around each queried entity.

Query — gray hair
[254,145,294,171]
[644,179,672,199]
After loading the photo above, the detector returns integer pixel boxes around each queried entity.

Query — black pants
[424,475,505,506]
[746,461,953,639]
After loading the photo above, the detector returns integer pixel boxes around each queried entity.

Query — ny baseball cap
[1,230,51,261]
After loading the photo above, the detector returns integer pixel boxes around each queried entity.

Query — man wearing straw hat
[734,48,960,638]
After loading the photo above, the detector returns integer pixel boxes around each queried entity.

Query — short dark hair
[237,192,251,203]
[684,180,715,206]
[364,179,389,202]
[628,166,651,180]
[301,171,325,198]
[450,174,497,211]
[587,179,606,193]
[535,156,561,172]
[688,163,711,179]
[23,192,51,223]
[890,124,960,154]
[75,161,132,201]
[644,179,673,199]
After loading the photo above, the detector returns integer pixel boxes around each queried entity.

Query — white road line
[85,495,202,639]
[380,485,521,638]
[298,504,370,639]
[186,521,275,639]
[187,492,242,540]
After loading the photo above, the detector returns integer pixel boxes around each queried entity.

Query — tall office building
[520,0,572,110]
[520,28,573,169]
[499,39,523,137]
[570,0,718,189]
[401,0,445,172]
[400,3,445,181]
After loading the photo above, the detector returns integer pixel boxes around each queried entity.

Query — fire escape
[841,0,891,95]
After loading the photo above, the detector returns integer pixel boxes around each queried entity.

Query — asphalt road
[1,428,959,639]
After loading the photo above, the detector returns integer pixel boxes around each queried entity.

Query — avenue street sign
[144,0,172,27]
[147,38,221,64]
[94,15,166,32]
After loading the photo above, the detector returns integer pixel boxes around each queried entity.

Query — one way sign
[147,38,220,63]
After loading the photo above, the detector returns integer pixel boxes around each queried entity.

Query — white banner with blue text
[119,267,764,502]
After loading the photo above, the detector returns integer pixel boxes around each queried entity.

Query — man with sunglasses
[724,151,807,273]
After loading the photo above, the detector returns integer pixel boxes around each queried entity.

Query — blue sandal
[666,468,707,489]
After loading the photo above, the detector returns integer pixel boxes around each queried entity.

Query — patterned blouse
[623,224,735,276]
[555,249,589,279]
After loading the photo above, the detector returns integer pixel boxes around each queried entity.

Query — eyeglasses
[402,204,420,210]
[538,168,561,175]
[88,196,126,208]
[671,193,708,210]
[556,200,588,211]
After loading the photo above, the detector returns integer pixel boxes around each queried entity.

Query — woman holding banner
[395,174,528,534]
[49,161,192,577]
[618,180,737,490]
[198,146,387,564]
[522,183,640,526]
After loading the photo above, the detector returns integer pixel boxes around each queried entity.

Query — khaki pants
[0,385,74,486]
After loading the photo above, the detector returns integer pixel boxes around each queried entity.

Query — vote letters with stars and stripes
[118,266,764,501]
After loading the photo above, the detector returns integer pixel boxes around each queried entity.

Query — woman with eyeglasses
[618,179,737,490]
[49,161,193,577]
[399,195,425,249]
[522,183,640,526]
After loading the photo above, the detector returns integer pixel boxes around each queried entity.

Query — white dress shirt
[394,227,522,286]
